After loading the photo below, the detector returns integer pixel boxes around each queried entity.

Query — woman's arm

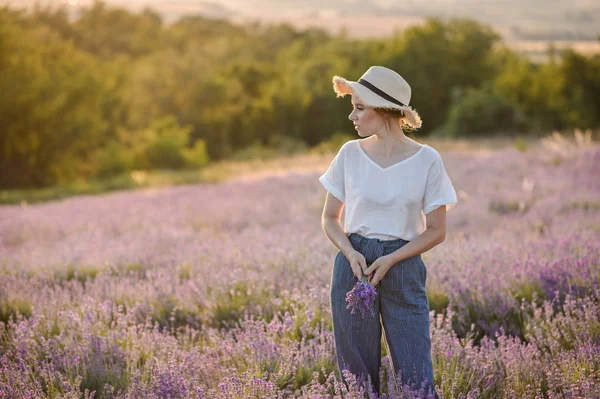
[386,205,446,264]
[364,205,446,285]
[321,192,367,278]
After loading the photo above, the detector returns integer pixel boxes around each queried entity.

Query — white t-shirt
[319,139,458,241]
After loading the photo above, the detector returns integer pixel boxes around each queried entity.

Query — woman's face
[348,94,385,137]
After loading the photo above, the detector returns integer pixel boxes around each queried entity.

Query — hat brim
[333,76,422,129]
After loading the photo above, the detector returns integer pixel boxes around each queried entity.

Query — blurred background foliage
[0,2,599,189]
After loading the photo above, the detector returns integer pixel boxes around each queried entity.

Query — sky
[3,0,455,18]
[2,0,598,40]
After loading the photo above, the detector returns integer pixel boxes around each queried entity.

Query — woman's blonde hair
[374,107,418,133]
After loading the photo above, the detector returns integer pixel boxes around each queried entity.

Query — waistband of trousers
[348,232,409,248]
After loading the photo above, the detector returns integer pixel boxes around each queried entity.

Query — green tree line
[1,2,599,189]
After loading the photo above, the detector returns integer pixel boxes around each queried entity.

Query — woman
[319,66,457,398]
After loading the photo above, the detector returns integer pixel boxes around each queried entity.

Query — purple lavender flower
[345,276,378,318]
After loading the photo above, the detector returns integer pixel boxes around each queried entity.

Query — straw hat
[332,66,422,129]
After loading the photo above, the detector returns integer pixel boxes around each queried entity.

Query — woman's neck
[369,128,418,157]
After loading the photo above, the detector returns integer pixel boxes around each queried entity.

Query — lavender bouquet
[345,276,378,318]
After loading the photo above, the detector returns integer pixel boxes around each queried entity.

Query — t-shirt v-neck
[357,140,428,171]
[319,139,458,241]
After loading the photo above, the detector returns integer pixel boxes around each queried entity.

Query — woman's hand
[345,250,368,280]
[365,255,395,286]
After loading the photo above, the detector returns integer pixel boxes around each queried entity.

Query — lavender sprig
[345,276,378,318]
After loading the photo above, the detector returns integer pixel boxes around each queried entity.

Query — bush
[310,131,354,154]
[144,136,188,169]
[92,140,133,179]
[229,141,278,161]
[266,135,308,156]
[444,84,527,137]
[183,139,210,169]
[229,136,307,162]
[132,116,208,170]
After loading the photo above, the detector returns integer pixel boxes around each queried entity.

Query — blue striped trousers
[330,233,438,398]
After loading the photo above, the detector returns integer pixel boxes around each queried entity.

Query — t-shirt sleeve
[423,152,457,215]
[319,144,346,202]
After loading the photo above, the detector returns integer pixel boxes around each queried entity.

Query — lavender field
[1,135,599,398]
